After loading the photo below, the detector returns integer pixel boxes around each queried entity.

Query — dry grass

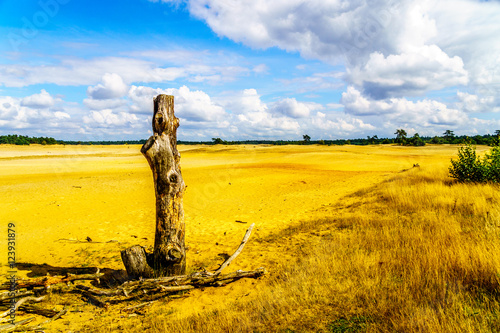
[89,165,500,333]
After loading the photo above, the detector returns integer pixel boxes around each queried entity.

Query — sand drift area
[1,144,456,277]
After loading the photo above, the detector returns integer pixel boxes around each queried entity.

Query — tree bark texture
[141,95,186,276]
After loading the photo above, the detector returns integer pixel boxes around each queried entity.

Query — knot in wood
[169,174,178,183]
[168,248,183,261]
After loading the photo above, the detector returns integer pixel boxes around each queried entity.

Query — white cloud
[217,89,267,114]
[280,71,344,93]
[341,86,469,127]
[128,85,226,122]
[169,85,226,121]
[252,64,269,74]
[20,89,55,108]
[270,98,322,118]
[455,91,500,114]
[347,45,468,99]
[0,94,73,131]
[169,0,500,104]
[87,73,129,100]
[83,109,139,127]
[0,56,250,88]
[83,98,128,111]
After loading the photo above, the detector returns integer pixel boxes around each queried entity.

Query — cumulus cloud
[83,109,139,127]
[20,89,55,108]
[270,98,323,118]
[347,45,468,99]
[164,0,500,105]
[87,73,129,100]
[128,85,226,122]
[0,95,72,131]
[341,86,469,128]
[217,89,267,114]
[455,91,500,114]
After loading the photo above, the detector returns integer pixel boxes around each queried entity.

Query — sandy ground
[0,143,471,329]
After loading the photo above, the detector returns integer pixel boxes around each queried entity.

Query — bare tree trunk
[141,95,186,276]
[121,95,186,278]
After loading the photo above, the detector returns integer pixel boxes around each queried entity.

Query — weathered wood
[214,223,255,274]
[122,94,186,278]
[0,297,45,319]
[142,95,186,276]
[0,291,33,302]
[121,300,157,312]
[17,304,59,317]
[0,318,35,332]
[1,271,104,290]
[120,245,154,279]
[19,308,67,331]
[75,285,126,297]
[81,292,108,308]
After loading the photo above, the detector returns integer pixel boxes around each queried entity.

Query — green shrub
[484,146,500,183]
[449,143,500,183]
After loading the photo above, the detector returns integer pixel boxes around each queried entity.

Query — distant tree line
[0,134,148,146]
[0,134,60,145]
[2,129,499,146]
[208,130,500,147]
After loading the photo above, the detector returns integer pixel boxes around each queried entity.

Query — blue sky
[0,0,499,141]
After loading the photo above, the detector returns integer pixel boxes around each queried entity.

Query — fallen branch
[17,308,67,332]
[121,300,157,312]
[2,269,103,290]
[0,297,45,319]
[81,292,108,309]
[76,285,126,297]
[17,304,59,317]
[0,318,35,332]
[214,223,255,274]
[0,291,33,302]
[57,238,120,244]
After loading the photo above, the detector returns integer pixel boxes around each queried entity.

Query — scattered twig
[214,223,255,274]
[76,284,125,297]
[0,296,45,318]
[57,238,120,244]
[17,304,59,317]
[0,318,35,332]
[2,269,103,290]
[81,292,108,309]
[0,291,33,302]
[235,220,248,224]
[18,308,67,332]
[121,301,157,312]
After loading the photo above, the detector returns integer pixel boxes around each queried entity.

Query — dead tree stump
[121,94,186,278]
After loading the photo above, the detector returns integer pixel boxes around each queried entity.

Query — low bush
[449,143,500,183]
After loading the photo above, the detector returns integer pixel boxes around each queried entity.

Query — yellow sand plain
[0,143,486,330]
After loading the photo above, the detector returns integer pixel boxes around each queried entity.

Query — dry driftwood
[0,317,35,332]
[82,292,109,309]
[0,291,33,302]
[0,296,45,319]
[16,308,67,332]
[214,223,255,274]
[121,300,157,312]
[1,270,103,290]
[17,303,59,318]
